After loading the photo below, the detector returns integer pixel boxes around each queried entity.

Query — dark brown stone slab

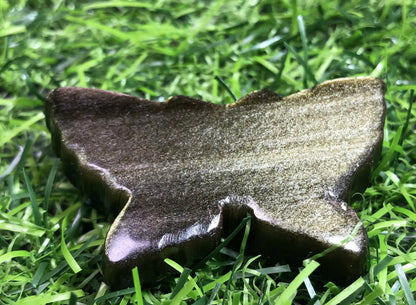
[45,77,385,288]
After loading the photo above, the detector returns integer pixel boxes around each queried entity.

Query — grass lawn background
[1,0,415,304]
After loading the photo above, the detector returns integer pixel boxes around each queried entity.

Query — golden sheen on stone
[45,77,385,288]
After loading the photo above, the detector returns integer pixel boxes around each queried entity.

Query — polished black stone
[45,77,385,288]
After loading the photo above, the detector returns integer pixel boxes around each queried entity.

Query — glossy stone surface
[45,77,385,288]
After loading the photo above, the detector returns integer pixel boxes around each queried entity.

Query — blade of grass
[372,126,403,179]
[393,89,414,168]
[393,206,416,222]
[13,139,33,181]
[0,25,26,37]
[325,277,365,305]
[283,42,317,87]
[394,264,416,305]
[92,288,136,304]
[30,261,48,288]
[132,267,144,305]
[223,216,252,305]
[0,113,44,147]
[60,216,82,274]
[374,236,388,290]
[367,220,407,238]
[357,286,384,305]
[0,146,23,181]
[43,158,60,222]
[388,252,416,267]
[170,268,193,299]
[253,56,279,75]
[275,50,288,88]
[119,295,130,305]
[373,255,394,278]
[50,203,82,226]
[93,282,108,303]
[215,76,238,102]
[170,277,198,305]
[234,264,291,279]
[290,0,298,35]
[403,91,415,119]
[65,15,130,41]
[390,85,416,91]
[16,290,85,305]
[68,292,78,305]
[192,296,208,305]
[297,15,309,88]
[238,214,251,256]
[241,35,283,54]
[303,271,321,305]
[165,259,204,298]
[78,269,100,289]
[274,260,320,305]
[0,220,46,237]
[83,1,154,10]
[207,283,221,305]
[0,250,31,264]
[23,168,42,226]
[306,296,321,305]
[202,271,232,292]
[165,258,186,273]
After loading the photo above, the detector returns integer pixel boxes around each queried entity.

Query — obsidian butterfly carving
[45,77,385,288]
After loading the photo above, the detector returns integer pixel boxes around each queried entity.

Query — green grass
[1,0,416,304]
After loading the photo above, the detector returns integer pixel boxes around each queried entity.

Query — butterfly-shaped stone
[45,77,385,288]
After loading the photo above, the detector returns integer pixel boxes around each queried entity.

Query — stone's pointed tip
[45,77,385,288]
